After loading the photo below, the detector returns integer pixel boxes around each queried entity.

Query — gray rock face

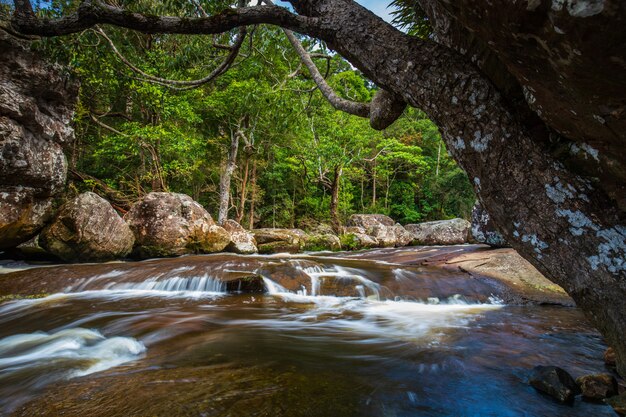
[222,220,257,254]
[0,31,78,249]
[529,366,580,403]
[471,202,508,247]
[345,214,412,248]
[252,228,307,254]
[39,192,134,262]
[405,218,471,245]
[125,193,230,258]
[346,214,395,229]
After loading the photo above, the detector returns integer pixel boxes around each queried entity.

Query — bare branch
[12,0,321,38]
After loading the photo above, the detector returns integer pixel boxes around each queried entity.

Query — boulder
[304,233,341,252]
[346,214,395,230]
[252,228,307,254]
[470,202,508,247]
[39,192,134,262]
[0,31,78,249]
[339,233,379,250]
[605,347,617,366]
[125,192,230,258]
[575,374,618,401]
[369,224,413,247]
[405,218,471,245]
[222,220,257,254]
[529,366,580,403]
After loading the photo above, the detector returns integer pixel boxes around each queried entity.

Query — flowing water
[0,248,616,416]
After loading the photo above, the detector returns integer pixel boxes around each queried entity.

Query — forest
[20,0,474,230]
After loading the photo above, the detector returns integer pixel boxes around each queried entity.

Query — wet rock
[529,366,580,403]
[605,347,617,366]
[470,202,508,247]
[252,228,307,254]
[39,192,134,262]
[405,218,471,245]
[125,192,230,258]
[304,233,341,251]
[222,220,257,254]
[575,373,618,401]
[346,214,395,229]
[607,392,626,416]
[223,273,265,293]
[0,31,78,249]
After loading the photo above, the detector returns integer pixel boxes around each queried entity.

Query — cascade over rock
[0,30,78,249]
[39,192,134,262]
[124,192,230,258]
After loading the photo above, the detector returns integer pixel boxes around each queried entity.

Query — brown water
[0,248,616,416]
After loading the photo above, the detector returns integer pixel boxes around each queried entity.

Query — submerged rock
[529,366,580,403]
[222,220,257,254]
[39,192,134,262]
[252,228,307,254]
[607,392,626,416]
[405,218,471,245]
[576,373,618,401]
[0,31,78,249]
[470,202,507,247]
[125,192,230,258]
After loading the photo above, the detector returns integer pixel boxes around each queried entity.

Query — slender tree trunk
[330,165,343,233]
[435,141,441,178]
[248,161,257,229]
[236,156,250,224]
[372,161,377,208]
[218,130,239,224]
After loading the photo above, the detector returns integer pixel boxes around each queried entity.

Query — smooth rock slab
[529,366,580,403]
[39,192,134,262]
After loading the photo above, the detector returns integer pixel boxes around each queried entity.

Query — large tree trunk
[217,130,239,224]
[290,0,626,375]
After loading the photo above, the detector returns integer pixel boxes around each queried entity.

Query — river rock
[304,233,341,251]
[605,347,617,366]
[575,373,618,401]
[405,218,471,245]
[471,202,508,247]
[347,214,395,230]
[340,232,379,250]
[222,220,257,254]
[39,192,134,262]
[125,192,230,258]
[607,393,626,416]
[0,31,78,249]
[370,224,413,247]
[529,366,580,403]
[252,228,307,254]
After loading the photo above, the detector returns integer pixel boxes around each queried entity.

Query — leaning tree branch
[95,25,247,90]
[11,0,321,37]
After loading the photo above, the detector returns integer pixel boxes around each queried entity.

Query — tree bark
[236,156,249,224]
[248,161,257,230]
[218,130,239,225]
[330,165,342,234]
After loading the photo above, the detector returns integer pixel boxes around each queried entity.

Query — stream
[0,247,616,416]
